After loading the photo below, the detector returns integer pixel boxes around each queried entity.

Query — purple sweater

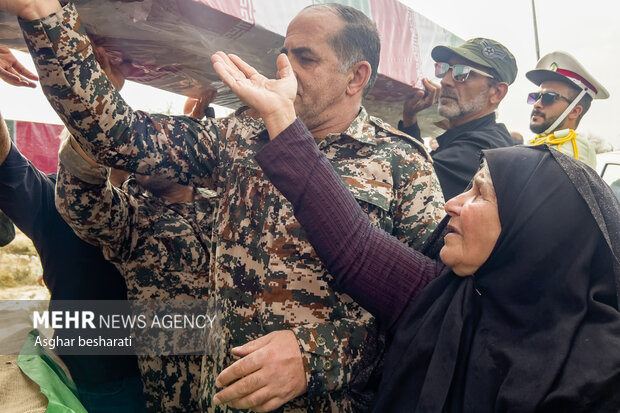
[255,119,445,331]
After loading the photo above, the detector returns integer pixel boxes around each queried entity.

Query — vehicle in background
[597,151,620,201]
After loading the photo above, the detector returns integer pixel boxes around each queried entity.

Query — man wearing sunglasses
[526,51,609,169]
[399,38,517,200]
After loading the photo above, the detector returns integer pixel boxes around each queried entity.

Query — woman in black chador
[258,135,620,412]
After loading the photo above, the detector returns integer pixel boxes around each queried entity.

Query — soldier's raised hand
[0,47,38,88]
[184,89,218,120]
[402,78,440,127]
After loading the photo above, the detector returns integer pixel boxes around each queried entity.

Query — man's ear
[346,61,372,97]
[566,104,583,121]
[489,82,508,105]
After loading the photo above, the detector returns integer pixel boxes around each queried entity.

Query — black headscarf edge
[548,147,620,309]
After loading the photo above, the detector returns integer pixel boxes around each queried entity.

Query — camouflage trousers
[137,355,202,412]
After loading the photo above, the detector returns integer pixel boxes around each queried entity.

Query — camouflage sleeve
[56,137,133,262]
[291,316,382,400]
[391,144,445,250]
[18,3,220,188]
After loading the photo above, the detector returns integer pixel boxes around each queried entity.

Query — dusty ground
[0,229,50,353]
[0,285,49,300]
[0,228,47,300]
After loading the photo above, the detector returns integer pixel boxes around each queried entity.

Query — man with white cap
[526,51,609,169]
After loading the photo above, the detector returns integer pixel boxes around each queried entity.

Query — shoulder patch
[369,115,432,161]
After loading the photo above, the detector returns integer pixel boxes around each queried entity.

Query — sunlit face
[282,9,350,131]
[438,56,494,124]
[529,80,576,134]
[440,162,501,276]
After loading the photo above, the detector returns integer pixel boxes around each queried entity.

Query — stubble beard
[294,98,314,130]
[529,110,553,134]
[438,87,488,121]
[296,98,330,133]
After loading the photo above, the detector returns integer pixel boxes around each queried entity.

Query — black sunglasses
[527,92,572,106]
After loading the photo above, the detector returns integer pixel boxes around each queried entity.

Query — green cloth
[17,330,87,413]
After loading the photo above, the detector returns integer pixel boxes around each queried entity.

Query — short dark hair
[486,67,501,84]
[486,76,500,88]
[484,71,503,109]
[575,94,592,126]
[305,4,381,97]
[566,85,593,126]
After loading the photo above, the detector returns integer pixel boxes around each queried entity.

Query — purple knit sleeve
[255,119,443,330]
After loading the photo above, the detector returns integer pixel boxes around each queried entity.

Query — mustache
[440,87,457,99]
[531,109,545,119]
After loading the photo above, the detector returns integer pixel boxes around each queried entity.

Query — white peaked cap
[526,51,609,99]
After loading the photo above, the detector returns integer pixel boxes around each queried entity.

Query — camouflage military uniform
[20,4,444,411]
[56,137,215,412]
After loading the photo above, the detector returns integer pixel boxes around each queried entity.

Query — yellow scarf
[529,129,579,159]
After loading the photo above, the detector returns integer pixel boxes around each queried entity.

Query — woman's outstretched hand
[212,51,297,138]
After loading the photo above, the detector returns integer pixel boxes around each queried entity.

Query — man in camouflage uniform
[51,45,215,412]
[56,132,214,412]
[9,1,444,411]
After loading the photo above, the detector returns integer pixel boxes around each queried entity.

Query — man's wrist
[262,106,297,140]
[401,114,418,128]
[16,0,62,20]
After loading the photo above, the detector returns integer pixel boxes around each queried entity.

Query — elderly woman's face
[440,162,501,276]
